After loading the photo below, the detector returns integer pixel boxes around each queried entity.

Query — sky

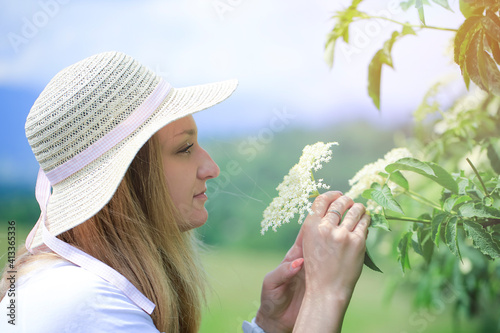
[0,0,466,185]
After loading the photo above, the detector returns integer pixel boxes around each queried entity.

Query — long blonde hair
[0,135,206,332]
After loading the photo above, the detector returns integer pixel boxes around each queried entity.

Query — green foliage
[364,247,383,272]
[455,9,500,93]
[398,231,413,272]
[463,220,500,258]
[325,0,500,109]
[370,213,391,231]
[363,183,405,214]
[444,216,461,260]
[460,0,499,18]
[367,27,417,109]
[324,0,500,327]
[416,222,434,264]
[324,0,364,68]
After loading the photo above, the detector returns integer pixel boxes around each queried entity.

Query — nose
[197,147,220,180]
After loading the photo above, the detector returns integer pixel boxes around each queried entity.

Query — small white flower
[459,257,472,274]
[434,88,487,135]
[260,142,338,234]
[366,199,383,215]
[345,148,413,207]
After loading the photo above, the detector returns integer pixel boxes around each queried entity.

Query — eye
[178,142,194,154]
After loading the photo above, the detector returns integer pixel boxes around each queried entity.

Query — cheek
[163,162,195,204]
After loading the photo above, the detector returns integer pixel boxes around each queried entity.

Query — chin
[181,209,208,231]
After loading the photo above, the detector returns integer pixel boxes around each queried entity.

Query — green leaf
[402,24,417,36]
[324,35,337,68]
[445,216,462,260]
[454,16,482,88]
[324,4,365,68]
[427,162,459,194]
[454,16,481,64]
[483,10,500,43]
[368,31,400,110]
[386,157,436,177]
[368,51,384,110]
[431,212,449,246]
[388,171,409,190]
[370,213,391,231]
[486,34,500,66]
[456,174,470,195]
[387,158,458,193]
[364,247,383,273]
[369,183,404,214]
[418,226,434,264]
[400,0,415,11]
[459,202,500,218]
[487,139,500,174]
[466,30,489,91]
[362,188,374,200]
[412,239,422,255]
[432,0,452,11]
[459,0,495,18]
[463,220,500,258]
[480,42,500,94]
[443,195,472,212]
[416,0,426,25]
[443,196,457,212]
[398,231,413,273]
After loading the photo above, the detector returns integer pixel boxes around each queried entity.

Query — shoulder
[1,258,160,333]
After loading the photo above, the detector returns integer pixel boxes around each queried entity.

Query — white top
[0,259,160,333]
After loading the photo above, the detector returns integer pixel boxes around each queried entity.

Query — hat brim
[29,79,238,249]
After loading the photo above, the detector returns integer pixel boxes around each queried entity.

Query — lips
[194,188,207,197]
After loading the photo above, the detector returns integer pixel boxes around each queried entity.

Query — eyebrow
[174,129,197,137]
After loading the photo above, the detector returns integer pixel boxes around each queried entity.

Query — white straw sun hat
[25,51,237,252]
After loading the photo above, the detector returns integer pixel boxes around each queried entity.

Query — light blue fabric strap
[242,318,266,333]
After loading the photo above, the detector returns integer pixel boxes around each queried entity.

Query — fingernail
[291,258,304,270]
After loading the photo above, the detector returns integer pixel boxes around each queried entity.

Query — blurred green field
[200,248,477,333]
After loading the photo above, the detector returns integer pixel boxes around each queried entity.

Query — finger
[311,191,343,216]
[284,226,304,262]
[322,196,354,226]
[353,213,371,238]
[286,192,341,261]
[264,258,304,289]
[341,203,366,231]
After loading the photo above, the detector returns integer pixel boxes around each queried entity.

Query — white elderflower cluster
[434,88,488,135]
[345,148,413,205]
[260,142,338,234]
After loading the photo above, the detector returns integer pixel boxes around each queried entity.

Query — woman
[0,51,369,332]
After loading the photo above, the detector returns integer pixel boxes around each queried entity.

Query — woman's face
[156,115,220,230]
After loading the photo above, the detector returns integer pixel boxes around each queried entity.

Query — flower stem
[466,158,490,197]
[404,190,442,211]
[354,15,458,32]
[385,215,431,224]
[309,191,320,199]
[309,171,321,198]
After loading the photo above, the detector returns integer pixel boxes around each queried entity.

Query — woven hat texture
[26,51,238,249]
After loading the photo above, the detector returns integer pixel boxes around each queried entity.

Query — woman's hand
[295,191,370,333]
[254,209,311,333]
[255,191,370,333]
